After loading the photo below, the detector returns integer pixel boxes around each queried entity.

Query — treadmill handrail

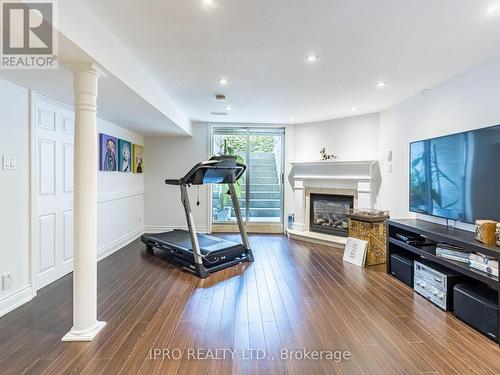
[165,179,182,185]
[164,156,246,186]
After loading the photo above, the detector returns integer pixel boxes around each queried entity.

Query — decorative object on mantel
[319,147,339,161]
[347,208,390,265]
[343,237,368,267]
[475,220,498,246]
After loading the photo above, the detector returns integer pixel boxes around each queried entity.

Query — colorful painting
[133,144,143,173]
[99,134,118,171]
[118,139,132,172]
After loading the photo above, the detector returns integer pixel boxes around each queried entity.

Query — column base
[61,321,106,342]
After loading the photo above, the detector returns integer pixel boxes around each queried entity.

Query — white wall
[0,78,144,317]
[143,118,380,232]
[379,55,500,230]
[0,79,31,314]
[144,122,297,232]
[293,113,380,162]
[144,122,210,232]
[96,119,144,258]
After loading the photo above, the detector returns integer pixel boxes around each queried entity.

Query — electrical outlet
[388,163,393,173]
[2,273,12,291]
[2,156,16,170]
[2,156,9,169]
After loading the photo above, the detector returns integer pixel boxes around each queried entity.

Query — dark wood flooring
[1,234,499,374]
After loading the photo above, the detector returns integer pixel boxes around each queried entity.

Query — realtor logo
[1,0,58,69]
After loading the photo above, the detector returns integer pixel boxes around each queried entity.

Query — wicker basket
[348,218,387,265]
[475,220,497,246]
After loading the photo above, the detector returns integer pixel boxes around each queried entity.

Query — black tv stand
[386,219,500,343]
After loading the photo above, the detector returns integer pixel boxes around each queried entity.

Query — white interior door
[34,96,75,290]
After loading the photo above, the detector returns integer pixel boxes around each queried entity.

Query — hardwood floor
[1,234,499,374]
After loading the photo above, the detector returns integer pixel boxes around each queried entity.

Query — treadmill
[141,154,254,278]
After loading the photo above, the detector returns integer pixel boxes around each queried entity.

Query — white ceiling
[82,0,500,124]
[0,33,190,135]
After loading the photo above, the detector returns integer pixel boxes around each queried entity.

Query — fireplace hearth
[309,193,354,237]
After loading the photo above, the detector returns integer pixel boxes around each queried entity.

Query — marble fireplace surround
[287,160,379,247]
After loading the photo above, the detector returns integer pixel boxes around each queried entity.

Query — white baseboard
[97,227,144,261]
[144,225,209,234]
[0,285,34,318]
[0,229,144,318]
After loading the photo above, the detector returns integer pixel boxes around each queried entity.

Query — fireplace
[309,193,354,237]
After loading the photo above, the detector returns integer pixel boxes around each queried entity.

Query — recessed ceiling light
[306,55,318,63]
[202,0,216,6]
[218,78,228,85]
[289,117,295,122]
[350,106,357,112]
[377,81,388,88]
[487,3,500,14]
[420,89,429,95]
[225,105,232,110]
[215,94,226,102]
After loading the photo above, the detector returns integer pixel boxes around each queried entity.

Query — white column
[357,181,373,209]
[62,64,106,342]
[293,179,306,231]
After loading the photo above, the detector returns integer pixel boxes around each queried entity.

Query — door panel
[38,214,56,274]
[34,97,75,290]
[211,128,248,224]
[211,127,284,232]
[248,129,284,223]
[62,210,74,262]
[63,143,74,193]
[37,108,56,131]
[38,139,56,196]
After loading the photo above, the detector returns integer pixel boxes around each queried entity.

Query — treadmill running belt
[150,230,241,253]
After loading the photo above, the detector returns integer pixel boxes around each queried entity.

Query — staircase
[244,152,281,219]
[213,152,281,221]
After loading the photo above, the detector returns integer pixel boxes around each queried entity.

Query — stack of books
[469,253,499,277]
[435,243,470,263]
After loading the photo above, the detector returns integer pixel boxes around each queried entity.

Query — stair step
[248,191,281,199]
[250,159,276,165]
[238,199,281,208]
[214,191,281,200]
[250,184,281,191]
[251,164,276,171]
[250,152,276,160]
[250,170,277,178]
[250,177,279,184]
[233,208,281,217]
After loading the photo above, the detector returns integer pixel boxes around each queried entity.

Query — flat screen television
[409,124,500,224]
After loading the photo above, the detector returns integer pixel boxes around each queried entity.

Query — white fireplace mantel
[289,160,379,238]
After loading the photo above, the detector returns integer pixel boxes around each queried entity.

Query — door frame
[30,91,74,293]
[208,124,286,233]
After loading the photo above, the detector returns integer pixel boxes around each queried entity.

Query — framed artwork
[99,134,118,171]
[118,139,132,172]
[133,144,143,173]
[342,237,368,267]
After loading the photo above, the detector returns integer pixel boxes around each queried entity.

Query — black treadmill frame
[142,155,254,278]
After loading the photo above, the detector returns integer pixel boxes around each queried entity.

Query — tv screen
[409,125,500,223]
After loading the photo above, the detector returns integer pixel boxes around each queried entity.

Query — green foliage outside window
[215,135,277,153]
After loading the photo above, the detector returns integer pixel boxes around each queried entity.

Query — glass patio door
[211,127,285,229]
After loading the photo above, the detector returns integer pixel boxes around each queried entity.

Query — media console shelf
[386,219,500,343]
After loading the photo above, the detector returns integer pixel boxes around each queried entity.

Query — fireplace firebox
[309,193,354,237]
